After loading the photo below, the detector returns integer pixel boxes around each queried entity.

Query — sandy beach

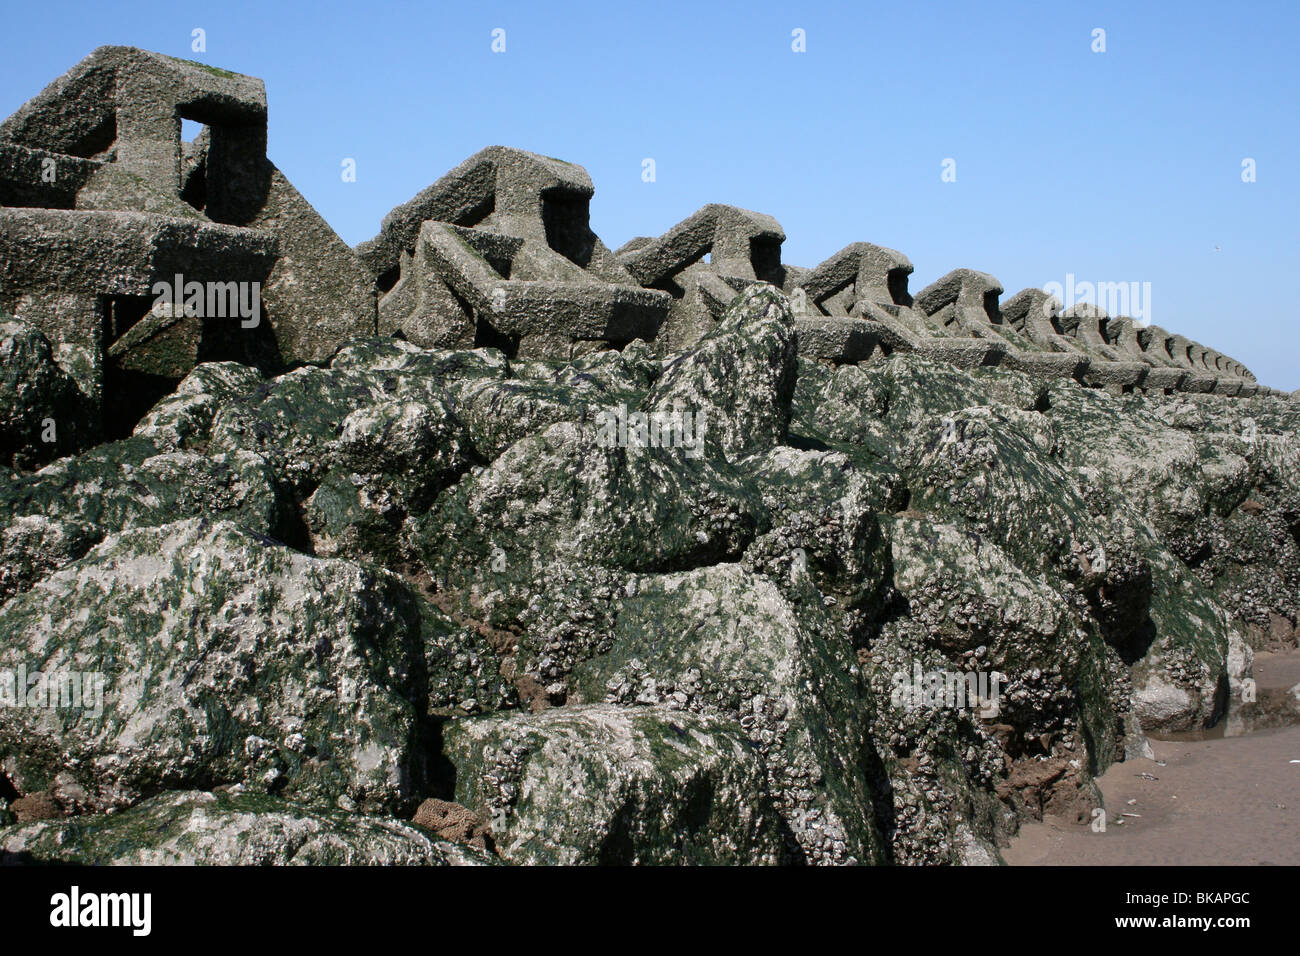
[1005,651,1300,866]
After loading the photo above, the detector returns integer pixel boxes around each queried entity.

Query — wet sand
[1255,650,1300,692]
[1004,651,1300,866]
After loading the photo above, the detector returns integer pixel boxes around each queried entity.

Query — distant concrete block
[617,204,785,352]
[0,45,1276,417]
[794,317,882,365]
[1054,303,1150,389]
[364,147,668,358]
[0,44,376,442]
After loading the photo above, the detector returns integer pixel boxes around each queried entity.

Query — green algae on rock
[0,518,434,815]
[0,790,493,865]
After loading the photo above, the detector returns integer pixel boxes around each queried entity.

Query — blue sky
[3,0,1297,387]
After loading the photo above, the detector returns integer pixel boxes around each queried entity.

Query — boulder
[0,519,432,814]
[0,318,94,468]
[568,564,886,865]
[643,283,798,461]
[443,704,783,865]
[0,790,492,865]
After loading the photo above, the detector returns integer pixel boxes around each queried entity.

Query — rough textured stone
[0,47,1293,871]
[643,283,797,461]
[0,435,287,603]
[0,317,94,468]
[361,146,668,358]
[0,790,492,865]
[568,565,886,865]
[0,46,376,448]
[443,704,784,865]
[617,204,785,352]
[0,518,433,814]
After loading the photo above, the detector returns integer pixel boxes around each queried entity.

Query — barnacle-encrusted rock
[741,444,901,620]
[443,704,784,865]
[0,318,94,469]
[569,564,886,865]
[0,45,1295,868]
[0,790,493,865]
[0,290,1291,865]
[860,515,1117,863]
[643,284,798,461]
[0,437,286,602]
[408,421,762,584]
[0,518,433,814]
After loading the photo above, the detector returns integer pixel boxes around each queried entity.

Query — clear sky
[3,0,1297,388]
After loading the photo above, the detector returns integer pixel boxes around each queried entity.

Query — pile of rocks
[1,48,1295,865]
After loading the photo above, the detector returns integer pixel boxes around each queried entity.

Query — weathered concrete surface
[616,204,785,352]
[785,243,1008,368]
[0,45,375,446]
[0,46,1270,467]
[914,270,1088,381]
[362,146,668,358]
